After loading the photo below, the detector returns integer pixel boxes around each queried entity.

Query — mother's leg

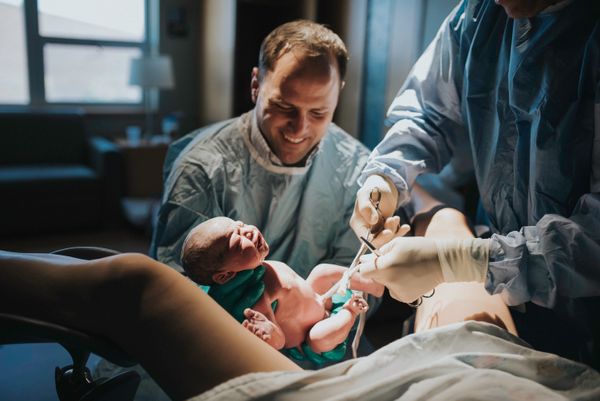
[415,282,517,334]
[410,196,517,335]
[0,251,299,400]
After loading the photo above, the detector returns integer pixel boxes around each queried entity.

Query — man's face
[495,0,559,18]
[252,50,342,166]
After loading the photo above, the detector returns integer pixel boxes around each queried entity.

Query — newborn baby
[181,217,383,356]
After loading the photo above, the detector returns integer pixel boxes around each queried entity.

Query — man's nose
[288,113,309,136]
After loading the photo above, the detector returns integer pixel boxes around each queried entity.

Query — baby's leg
[307,294,368,353]
[308,263,384,297]
[0,251,299,401]
[242,308,285,350]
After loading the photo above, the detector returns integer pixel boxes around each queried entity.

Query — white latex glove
[358,237,490,303]
[351,174,407,247]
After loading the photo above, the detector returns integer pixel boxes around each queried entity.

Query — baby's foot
[343,295,369,315]
[242,308,285,349]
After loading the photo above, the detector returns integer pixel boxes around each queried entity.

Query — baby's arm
[306,295,368,353]
[307,263,384,297]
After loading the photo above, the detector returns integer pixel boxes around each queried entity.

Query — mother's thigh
[415,282,517,335]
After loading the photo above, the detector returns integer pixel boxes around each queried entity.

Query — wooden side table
[116,139,169,231]
[117,139,169,198]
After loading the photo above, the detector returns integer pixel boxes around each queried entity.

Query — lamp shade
[129,55,175,89]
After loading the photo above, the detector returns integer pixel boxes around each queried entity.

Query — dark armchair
[0,111,123,236]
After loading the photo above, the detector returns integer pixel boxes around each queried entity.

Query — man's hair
[258,20,348,82]
[181,229,227,285]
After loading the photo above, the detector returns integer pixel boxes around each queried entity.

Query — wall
[357,0,458,145]
[385,0,425,115]
[197,0,235,125]
[385,0,459,128]
[322,0,368,138]
[158,0,200,136]
[420,0,459,52]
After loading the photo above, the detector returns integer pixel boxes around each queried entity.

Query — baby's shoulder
[262,260,293,272]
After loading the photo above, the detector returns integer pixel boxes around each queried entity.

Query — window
[44,44,141,103]
[0,0,147,106]
[0,0,29,104]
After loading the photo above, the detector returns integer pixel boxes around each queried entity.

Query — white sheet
[191,321,600,401]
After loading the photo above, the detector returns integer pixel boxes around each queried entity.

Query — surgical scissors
[319,189,384,304]
[350,188,385,266]
[345,188,385,358]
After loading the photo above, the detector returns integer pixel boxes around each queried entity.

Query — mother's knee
[92,254,169,315]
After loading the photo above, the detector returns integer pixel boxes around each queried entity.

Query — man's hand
[351,174,408,247]
[358,237,490,304]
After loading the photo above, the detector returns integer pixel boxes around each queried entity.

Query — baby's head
[181,216,269,285]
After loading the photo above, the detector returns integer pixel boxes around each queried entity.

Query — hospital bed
[0,247,140,401]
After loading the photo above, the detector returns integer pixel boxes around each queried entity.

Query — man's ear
[213,271,236,284]
[250,67,260,103]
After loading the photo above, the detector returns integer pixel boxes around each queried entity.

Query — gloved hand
[358,237,490,303]
[351,174,408,247]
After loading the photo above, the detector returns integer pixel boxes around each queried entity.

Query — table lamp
[129,55,175,138]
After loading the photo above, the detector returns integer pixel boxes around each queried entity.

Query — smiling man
[151,20,369,278]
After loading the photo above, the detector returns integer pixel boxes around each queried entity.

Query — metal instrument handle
[369,188,385,235]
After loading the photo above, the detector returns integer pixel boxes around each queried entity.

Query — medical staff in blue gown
[352,0,600,367]
[151,20,369,280]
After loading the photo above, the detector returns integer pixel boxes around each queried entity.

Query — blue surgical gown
[151,111,370,278]
[361,0,600,363]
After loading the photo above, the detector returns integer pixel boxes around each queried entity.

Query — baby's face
[221,220,269,273]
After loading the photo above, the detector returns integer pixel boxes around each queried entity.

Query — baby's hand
[344,294,369,315]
